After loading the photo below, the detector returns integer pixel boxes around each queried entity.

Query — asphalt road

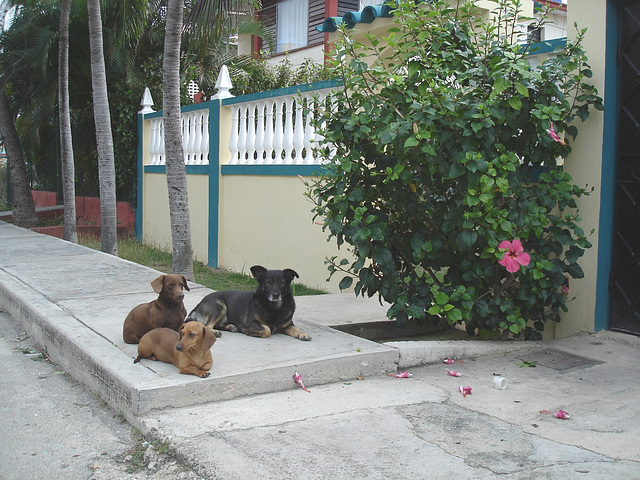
[0,310,205,480]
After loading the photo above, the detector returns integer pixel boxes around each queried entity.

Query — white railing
[147,109,210,166]
[144,75,339,167]
[227,87,334,165]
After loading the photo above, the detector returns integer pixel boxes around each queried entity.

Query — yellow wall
[218,174,346,292]
[142,173,210,265]
[557,0,607,337]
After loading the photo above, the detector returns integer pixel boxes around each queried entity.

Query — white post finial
[139,87,155,114]
[211,65,234,100]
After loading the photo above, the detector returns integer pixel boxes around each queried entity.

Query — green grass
[79,234,327,295]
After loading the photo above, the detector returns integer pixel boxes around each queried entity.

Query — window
[277,0,309,52]
[359,0,380,9]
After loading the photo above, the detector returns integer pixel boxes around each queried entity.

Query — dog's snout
[269,292,281,302]
[175,343,183,351]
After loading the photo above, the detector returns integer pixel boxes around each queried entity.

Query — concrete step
[0,222,398,417]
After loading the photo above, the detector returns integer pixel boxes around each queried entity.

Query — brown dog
[134,323,217,377]
[123,274,189,344]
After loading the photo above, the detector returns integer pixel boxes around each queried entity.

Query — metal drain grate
[519,349,600,371]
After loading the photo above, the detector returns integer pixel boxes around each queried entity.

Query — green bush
[308,0,603,340]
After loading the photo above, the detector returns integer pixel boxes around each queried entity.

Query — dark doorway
[609,1,640,334]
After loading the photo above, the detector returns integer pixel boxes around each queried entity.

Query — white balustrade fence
[228,88,335,165]
[147,109,210,166]
[145,81,339,167]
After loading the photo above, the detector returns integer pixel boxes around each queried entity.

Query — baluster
[158,120,165,165]
[181,114,190,164]
[200,111,209,165]
[246,103,256,164]
[237,105,248,164]
[327,93,338,161]
[303,95,315,164]
[282,97,295,164]
[315,93,328,164]
[192,112,203,165]
[273,100,284,164]
[229,105,239,164]
[264,101,275,164]
[293,98,305,164]
[254,101,265,163]
[149,118,159,165]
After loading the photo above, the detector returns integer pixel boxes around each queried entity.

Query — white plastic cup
[493,376,508,389]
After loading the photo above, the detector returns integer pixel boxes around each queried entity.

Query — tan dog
[134,323,217,377]
[123,274,189,344]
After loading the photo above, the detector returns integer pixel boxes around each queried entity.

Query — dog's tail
[184,308,200,324]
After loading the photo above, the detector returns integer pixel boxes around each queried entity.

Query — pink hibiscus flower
[547,123,566,146]
[498,239,531,273]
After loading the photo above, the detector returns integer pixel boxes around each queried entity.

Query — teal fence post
[208,99,220,268]
[135,112,143,241]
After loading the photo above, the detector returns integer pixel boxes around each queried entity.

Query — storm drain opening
[331,317,470,342]
[518,349,602,371]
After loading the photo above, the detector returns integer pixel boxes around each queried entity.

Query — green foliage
[229,57,335,96]
[308,0,603,340]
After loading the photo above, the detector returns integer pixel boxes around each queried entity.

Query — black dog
[185,265,311,341]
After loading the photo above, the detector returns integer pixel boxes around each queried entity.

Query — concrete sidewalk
[1,221,639,479]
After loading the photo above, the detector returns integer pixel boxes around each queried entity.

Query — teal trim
[186,165,209,175]
[221,164,327,176]
[143,165,209,175]
[594,1,620,332]
[222,79,343,106]
[135,114,143,241]
[143,110,163,120]
[317,3,395,32]
[208,101,220,268]
[526,37,566,56]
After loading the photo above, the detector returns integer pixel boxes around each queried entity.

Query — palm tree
[58,0,77,242]
[0,1,39,228]
[163,0,194,279]
[163,0,253,280]
[87,0,118,255]
[0,91,39,227]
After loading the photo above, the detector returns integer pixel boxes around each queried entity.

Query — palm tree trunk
[59,0,77,243]
[87,0,118,255]
[163,0,194,280]
[0,91,39,228]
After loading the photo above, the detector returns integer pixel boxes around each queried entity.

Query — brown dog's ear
[151,275,165,293]
[202,326,217,350]
[181,275,190,291]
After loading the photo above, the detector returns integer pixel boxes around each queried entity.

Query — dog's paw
[227,324,239,333]
[298,333,312,341]
[199,371,211,378]
[213,330,223,338]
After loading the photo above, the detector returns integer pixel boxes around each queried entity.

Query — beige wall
[218,174,345,292]
[141,168,346,292]
[556,0,607,337]
[142,173,210,266]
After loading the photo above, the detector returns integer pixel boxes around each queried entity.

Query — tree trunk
[0,91,39,228]
[87,0,118,255]
[163,0,194,280]
[59,0,78,243]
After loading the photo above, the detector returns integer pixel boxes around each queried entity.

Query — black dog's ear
[284,269,299,282]
[250,265,267,280]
